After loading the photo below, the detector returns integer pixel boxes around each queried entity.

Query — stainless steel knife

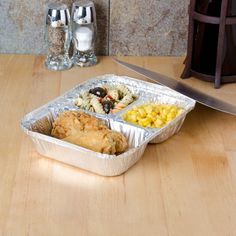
[113,58,236,116]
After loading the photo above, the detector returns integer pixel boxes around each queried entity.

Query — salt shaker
[71,1,97,67]
[44,3,72,71]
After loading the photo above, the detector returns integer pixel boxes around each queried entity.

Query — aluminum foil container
[117,89,195,143]
[21,74,195,176]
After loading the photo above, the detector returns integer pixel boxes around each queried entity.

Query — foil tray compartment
[48,74,191,119]
[116,89,196,143]
[21,74,195,176]
[21,107,154,176]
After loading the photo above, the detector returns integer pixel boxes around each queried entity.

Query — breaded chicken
[51,110,128,154]
[51,110,108,139]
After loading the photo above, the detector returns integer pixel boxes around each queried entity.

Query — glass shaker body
[71,1,97,67]
[72,22,97,67]
[44,3,72,71]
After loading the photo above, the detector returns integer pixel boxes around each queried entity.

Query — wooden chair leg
[214,0,228,88]
[181,0,196,79]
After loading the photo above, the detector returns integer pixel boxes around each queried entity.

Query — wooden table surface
[1,55,236,236]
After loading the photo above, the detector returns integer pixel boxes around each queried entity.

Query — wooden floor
[0,55,236,236]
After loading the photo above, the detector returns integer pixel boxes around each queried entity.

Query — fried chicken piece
[51,110,108,139]
[63,129,127,154]
[51,110,128,154]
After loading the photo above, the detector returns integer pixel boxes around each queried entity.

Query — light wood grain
[0,55,236,236]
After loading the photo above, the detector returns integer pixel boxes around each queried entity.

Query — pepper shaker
[44,3,72,71]
[71,1,97,67]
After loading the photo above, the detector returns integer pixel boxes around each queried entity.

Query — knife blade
[113,58,236,116]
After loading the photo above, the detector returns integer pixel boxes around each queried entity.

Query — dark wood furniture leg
[214,0,228,88]
[181,0,196,78]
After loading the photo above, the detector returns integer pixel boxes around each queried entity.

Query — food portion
[51,110,128,154]
[123,103,183,128]
[75,84,136,114]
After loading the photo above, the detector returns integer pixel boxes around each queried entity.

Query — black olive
[102,101,114,114]
[89,87,107,98]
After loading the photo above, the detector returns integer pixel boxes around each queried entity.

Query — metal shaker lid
[72,1,96,24]
[46,3,70,27]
